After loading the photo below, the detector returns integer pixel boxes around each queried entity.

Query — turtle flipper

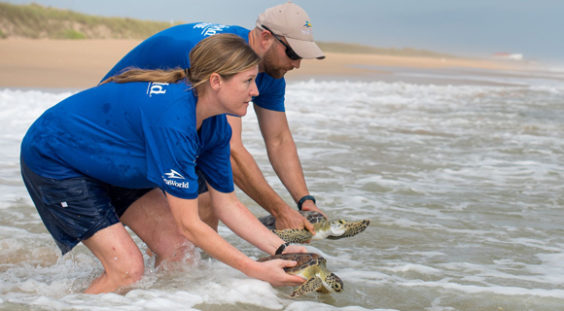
[327,219,370,240]
[291,276,323,297]
[273,229,314,243]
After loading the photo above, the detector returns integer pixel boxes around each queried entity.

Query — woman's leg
[20,160,145,293]
[120,189,195,267]
[82,222,144,294]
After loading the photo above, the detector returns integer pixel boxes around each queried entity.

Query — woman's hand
[283,244,307,254]
[247,259,306,287]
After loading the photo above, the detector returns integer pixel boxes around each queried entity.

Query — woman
[20,34,305,294]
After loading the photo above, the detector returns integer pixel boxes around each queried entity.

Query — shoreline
[0,39,535,89]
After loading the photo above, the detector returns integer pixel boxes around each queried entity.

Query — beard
[261,47,292,79]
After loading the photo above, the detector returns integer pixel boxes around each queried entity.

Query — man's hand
[300,200,327,218]
[275,208,315,234]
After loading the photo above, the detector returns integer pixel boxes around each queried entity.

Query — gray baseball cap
[256,2,325,59]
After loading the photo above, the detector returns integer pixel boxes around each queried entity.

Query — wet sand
[0,38,529,88]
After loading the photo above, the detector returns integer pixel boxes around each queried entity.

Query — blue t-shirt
[102,22,286,112]
[21,80,234,199]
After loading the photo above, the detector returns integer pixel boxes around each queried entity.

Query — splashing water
[1,67,563,310]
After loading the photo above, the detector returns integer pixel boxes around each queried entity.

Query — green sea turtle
[258,211,370,243]
[258,252,343,297]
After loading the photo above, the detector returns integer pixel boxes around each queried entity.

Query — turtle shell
[258,252,325,274]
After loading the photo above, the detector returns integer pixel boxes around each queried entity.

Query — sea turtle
[258,211,370,243]
[258,252,343,297]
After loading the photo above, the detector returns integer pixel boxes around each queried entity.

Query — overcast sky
[5,0,564,63]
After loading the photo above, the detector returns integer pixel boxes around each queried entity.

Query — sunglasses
[261,25,302,61]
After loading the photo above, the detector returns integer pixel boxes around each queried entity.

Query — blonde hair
[100,33,260,92]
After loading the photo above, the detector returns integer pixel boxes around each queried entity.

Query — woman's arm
[166,192,304,286]
[207,185,306,255]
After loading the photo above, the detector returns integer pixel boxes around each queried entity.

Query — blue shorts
[20,160,151,255]
[195,167,208,194]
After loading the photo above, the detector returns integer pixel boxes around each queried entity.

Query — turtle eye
[333,282,342,291]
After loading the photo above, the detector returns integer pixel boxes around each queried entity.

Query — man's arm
[253,106,324,214]
[228,115,315,231]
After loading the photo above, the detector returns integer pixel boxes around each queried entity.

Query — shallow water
[1,67,563,310]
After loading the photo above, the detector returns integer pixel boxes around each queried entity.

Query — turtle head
[326,273,344,292]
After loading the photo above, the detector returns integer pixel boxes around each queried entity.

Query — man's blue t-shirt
[21,80,234,199]
[102,22,286,112]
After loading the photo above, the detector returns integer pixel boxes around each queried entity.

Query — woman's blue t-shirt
[21,80,234,199]
[102,22,286,112]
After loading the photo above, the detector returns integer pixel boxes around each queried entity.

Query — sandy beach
[0,39,529,88]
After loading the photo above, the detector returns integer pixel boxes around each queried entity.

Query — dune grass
[0,2,177,39]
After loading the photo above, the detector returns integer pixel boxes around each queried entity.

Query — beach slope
[0,39,526,88]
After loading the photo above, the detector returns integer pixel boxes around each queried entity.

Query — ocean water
[1,67,563,310]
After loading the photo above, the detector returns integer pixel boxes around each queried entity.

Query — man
[102,2,325,232]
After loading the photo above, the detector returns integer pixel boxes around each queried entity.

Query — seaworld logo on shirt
[162,169,189,189]
[165,169,184,179]
[147,82,169,97]
[193,23,229,36]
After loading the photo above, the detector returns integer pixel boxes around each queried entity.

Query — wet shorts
[20,160,151,255]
